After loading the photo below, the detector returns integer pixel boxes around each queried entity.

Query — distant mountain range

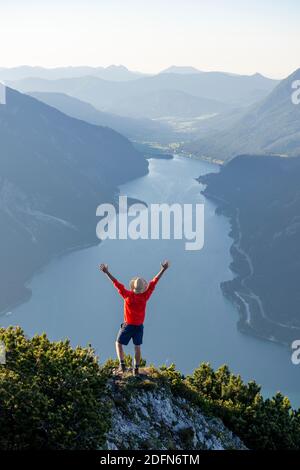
[201,154,300,344]
[8,71,278,120]
[185,68,300,160]
[0,64,274,82]
[0,65,146,82]
[159,66,202,74]
[0,87,148,313]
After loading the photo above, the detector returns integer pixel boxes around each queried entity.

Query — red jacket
[113,277,159,325]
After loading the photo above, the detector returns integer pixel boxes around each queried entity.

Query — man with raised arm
[99,261,170,376]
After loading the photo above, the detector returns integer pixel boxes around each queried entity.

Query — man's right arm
[99,264,129,299]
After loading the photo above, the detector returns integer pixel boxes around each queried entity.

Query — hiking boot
[133,367,140,377]
[113,363,126,375]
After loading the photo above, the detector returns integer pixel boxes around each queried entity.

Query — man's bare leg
[134,345,141,376]
[115,341,126,372]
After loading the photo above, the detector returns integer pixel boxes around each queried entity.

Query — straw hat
[129,277,148,294]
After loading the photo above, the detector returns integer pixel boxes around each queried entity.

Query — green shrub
[187,363,300,450]
[159,364,184,390]
[0,327,110,450]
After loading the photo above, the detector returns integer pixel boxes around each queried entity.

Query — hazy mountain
[185,68,300,160]
[160,65,202,74]
[0,65,145,82]
[0,87,148,313]
[29,91,173,141]
[9,71,278,114]
[99,64,146,81]
[201,154,300,344]
[107,89,230,119]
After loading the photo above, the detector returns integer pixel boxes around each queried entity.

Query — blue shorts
[116,323,144,346]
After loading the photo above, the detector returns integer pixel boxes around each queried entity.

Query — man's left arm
[146,260,170,299]
[99,264,117,283]
[154,260,170,281]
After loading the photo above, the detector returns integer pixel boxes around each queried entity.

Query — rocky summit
[104,370,246,450]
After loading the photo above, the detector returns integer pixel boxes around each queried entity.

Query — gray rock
[104,381,246,450]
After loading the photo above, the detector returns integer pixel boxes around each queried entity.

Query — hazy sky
[0,0,299,78]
